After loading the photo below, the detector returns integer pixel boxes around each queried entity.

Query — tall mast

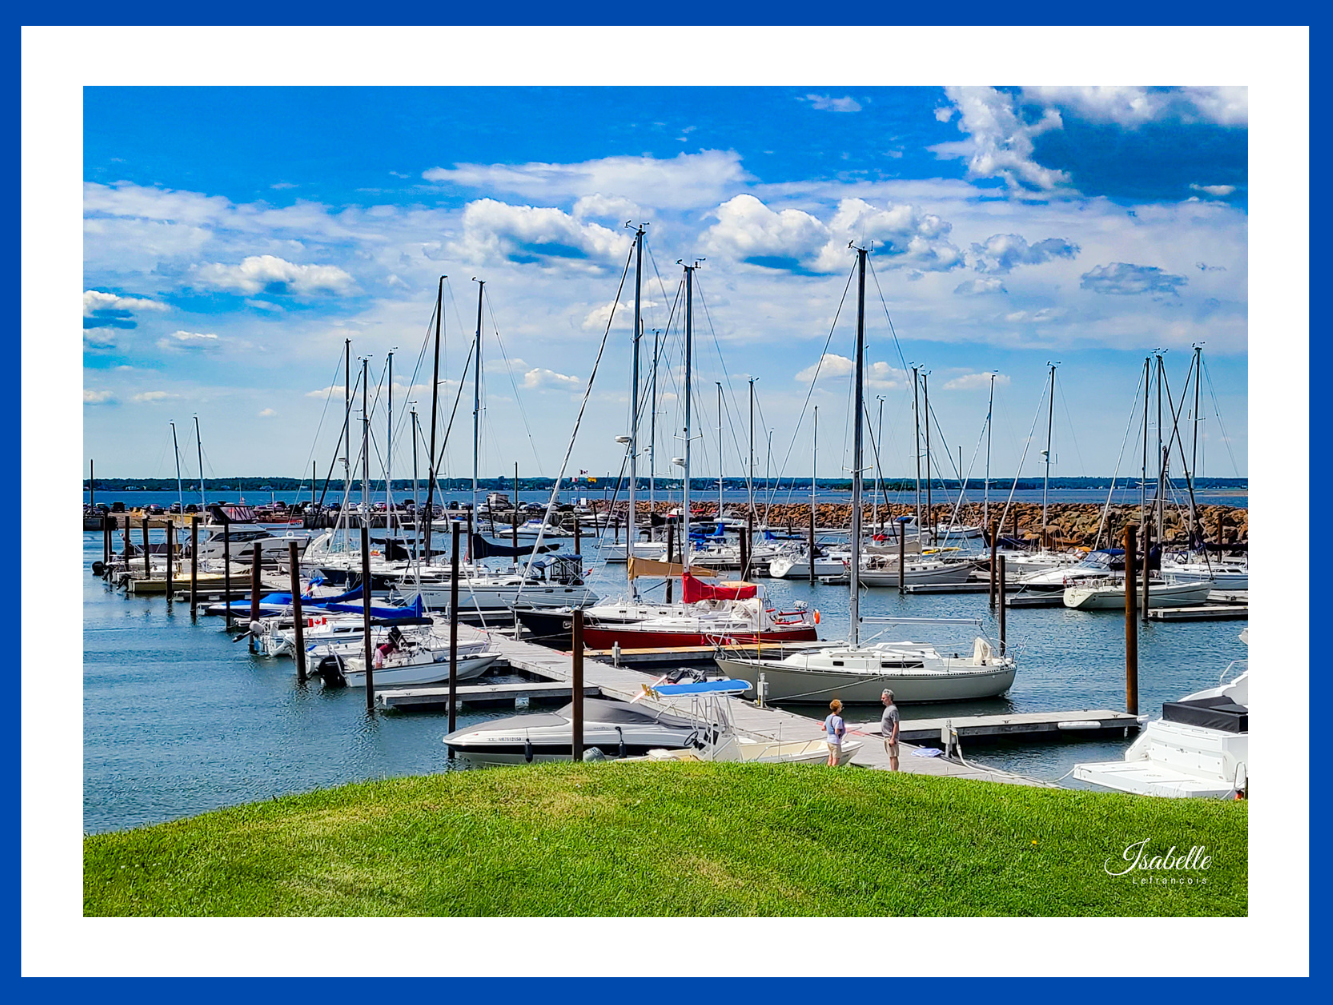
[411,406,420,559]
[629,224,643,591]
[748,376,757,521]
[472,279,485,519]
[361,357,370,524]
[1042,361,1057,542]
[716,381,724,518]
[911,364,921,535]
[812,405,818,516]
[170,420,184,514]
[923,370,933,543]
[424,278,443,565]
[386,348,396,543]
[1141,355,1150,529]
[849,246,867,647]
[649,330,658,523]
[1191,343,1204,545]
[344,338,351,496]
[1156,351,1165,539]
[682,263,697,561]
[193,414,206,506]
[876,395,885,535]
[984,373,995,532]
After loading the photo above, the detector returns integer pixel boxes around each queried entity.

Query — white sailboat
[1063,577,1213,610]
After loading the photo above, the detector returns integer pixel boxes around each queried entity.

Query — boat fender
[814,610,821,624]
[523,737,533,764]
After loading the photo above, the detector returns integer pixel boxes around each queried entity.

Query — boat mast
[423,278,444,565]
[361,357,370,528]
[682,262,697,562]
[876,395,885,535]
[748,376,757,525]
[1191,342,1204,546]
[386,348,396,544]
[193,414,206,507]
[1141,354,1150,531]
[812,405,818,525]
[649,330,658,525]
[716,381,724,519]
[923,370,933,543]
[911,364,921,535]
[344,338,351,498]
[629,224,644,593]
[1042,361,1057,544]
[472,279,485,520]
[411,406,420,559]
[170,420,184,514]
[849,246,867,647]
[984,373,995,533]
[1156,351,1165,539]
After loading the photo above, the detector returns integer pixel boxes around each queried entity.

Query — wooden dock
[376,680,601,712]
[1004,592,1065,608]
[454,624,1057,787]
[887,709,1142,744]
[902,582,992,594]
[1148,604,1249,622]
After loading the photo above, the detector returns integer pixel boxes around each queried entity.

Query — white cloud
[795,353,854,382]
[194,255,354,295]
[943,372,1011,391]
[936,86,1070,196]
[83,389,116,404]
[933,106,955,123]
[83,290,169,317]
[803,94,862,113]
[1020,86,1248,127]
[814,199,963,273]
[1080,262,1188,297]
[132,390,177,403]
[157,330,221,351]
[423,151,750,211]
[258,408,276,417]
[701,195,828,269]
[581,299,661,331]
[450,199,632,270]
[521,367,581,390]
[83,330,118,350]
[1190,183,1237,198]
[572,194,641,221]
[796,355,908,388]
[868,362,910,389]
[970,233,1080,273]
[954,277,1007,296]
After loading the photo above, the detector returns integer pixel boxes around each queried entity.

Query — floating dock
[888,709,1142,744]
[376,680,601,712]
[1148,604,1249,622]
[1004,592,1065,608]
[902,582,992,594]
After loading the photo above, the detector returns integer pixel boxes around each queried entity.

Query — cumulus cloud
[868,362,910,389]
[83,389,116,404]
[1190,183,1237,197]
[803,94,862,113]
[157,330,221,351]
[701,195,828,271]
[194,255,354,295]
[581,299,661,331]
[970,234,1079,273]
[796,355,908,388]
[258,408,276,417]
[795,353,854,382]
[943,372,1011,391]
[933,106,955,123]
[1020,86,1248,127]
[935,86,1069,196]
[424,151,749,211]
[83,330,118,350]
[1080,262,1188,297]
[83,289,169,317]
[572,194,641,221]
[132,390,177,402]
[450,199,631,270]
[954,277,1007,296]
[521,367,581,390]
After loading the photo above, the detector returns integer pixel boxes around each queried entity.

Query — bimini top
[682,572,757,603]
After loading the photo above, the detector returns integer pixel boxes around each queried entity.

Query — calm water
[83,526,1248,834]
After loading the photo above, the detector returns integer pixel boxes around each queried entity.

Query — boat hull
[581,625,819,650]
[715,657,1015,704]
[1063,581,1213,610]
[858,562,974,586]
[335,652,499,688]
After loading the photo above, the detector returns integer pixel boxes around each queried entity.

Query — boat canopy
[682,572,757,603]
[650,678,752,696]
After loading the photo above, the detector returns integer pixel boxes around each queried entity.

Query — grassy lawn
[84,763,1246,917]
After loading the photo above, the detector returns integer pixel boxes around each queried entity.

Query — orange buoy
[814,610,821,624]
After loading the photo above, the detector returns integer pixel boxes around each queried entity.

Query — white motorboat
[717,620,1015,704]
[390,555,600,614]
[600,540,669,564]
[312,641,500,688]
[1161,556,1249,591]
[933,523,984,540]
[1074,637,1248,798]
[1017,548,1122,591]
[1001,549,1084,577]
[442,696,703,764]
[194,521,311,563]
[1063,578,1213,610]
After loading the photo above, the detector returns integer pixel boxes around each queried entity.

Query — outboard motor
[314,654,347,687]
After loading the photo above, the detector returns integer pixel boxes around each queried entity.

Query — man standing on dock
[880,690,900,772]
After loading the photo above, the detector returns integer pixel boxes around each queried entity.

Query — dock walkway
[458,625,1051,787]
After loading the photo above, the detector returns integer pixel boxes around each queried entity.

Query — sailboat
[715,246,1015,703]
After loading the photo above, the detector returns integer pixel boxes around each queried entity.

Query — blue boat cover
[650,678,752,696]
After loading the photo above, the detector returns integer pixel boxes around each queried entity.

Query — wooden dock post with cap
[189,516,199,616]
[249,543,262,625]
[102,514,111,570]
[223,523,232,629]
[1124,525,1139,715]
[998,555,1007,655]
[122,514,131,558]
[142,516,151,577]
[165,521,174,601]
[288,540,306,683]
[360,523,375,712]
[572,609,585,762]
[449,521,461,736]
[573,515,580,555]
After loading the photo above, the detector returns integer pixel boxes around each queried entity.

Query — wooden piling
[102,514,111,570]
[572,609,585,762]
[998,555,1007,655]
[989,522,998,608]
[165,521,174,601]
[122,514,131,557]
[360,524,374,712]
[573,515,580,556]
[189,516,199,616]
[142,516,151,577]
[289,540,306,682]
[449,520,461,736]
[1124,525,1139,715]
[249,543,262,625]
[511,462,519,554]
[223,524,232,629]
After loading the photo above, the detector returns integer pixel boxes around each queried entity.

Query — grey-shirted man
[880,689,900,771]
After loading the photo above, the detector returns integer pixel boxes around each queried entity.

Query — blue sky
[83,86,1248,483]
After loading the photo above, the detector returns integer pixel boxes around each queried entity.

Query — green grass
[84,763,1246,917]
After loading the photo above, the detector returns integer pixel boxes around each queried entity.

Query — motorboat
[768,549,846,579]
[312,636,500,688]
[1000,549,1084,577]
[389,555,600,615]
[933,522,984,540]
[442,696,703,765]
[1074,634,1248,798]
[600,539,669,564]
[1017,548,1123,591]
[1161,555,1248,591]
[857,555,975,586]
[1063,578,1213,610]
[715,621,1016,704]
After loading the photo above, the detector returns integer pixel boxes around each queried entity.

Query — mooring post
[998,555,1007,655]
[898,521,906,594]
[289,540,306,683]
[165,521,174,602]
[223,523,232,629]
[102,514,111,570]
[614,515,620,544]
[1012,509,1018,540]
[1141,521,1152,623]
[572,608,585,762]
[665,520,675,604]
[141,516,151,577]
[1124,525,1139,715]
[807,503,816,586]
[574,514,580,556]
[448,520,460,736]
[360,523,375,712]
[989,522,998,608]
[249,542,262,626]
[122,514,131,558]
[190,516,199,617]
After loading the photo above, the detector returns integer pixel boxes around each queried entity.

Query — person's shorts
[827,742,841,754]
[883,739,899,754]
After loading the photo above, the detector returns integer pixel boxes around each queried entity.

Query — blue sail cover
[316,593,425,619]
[651,678,752,696]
